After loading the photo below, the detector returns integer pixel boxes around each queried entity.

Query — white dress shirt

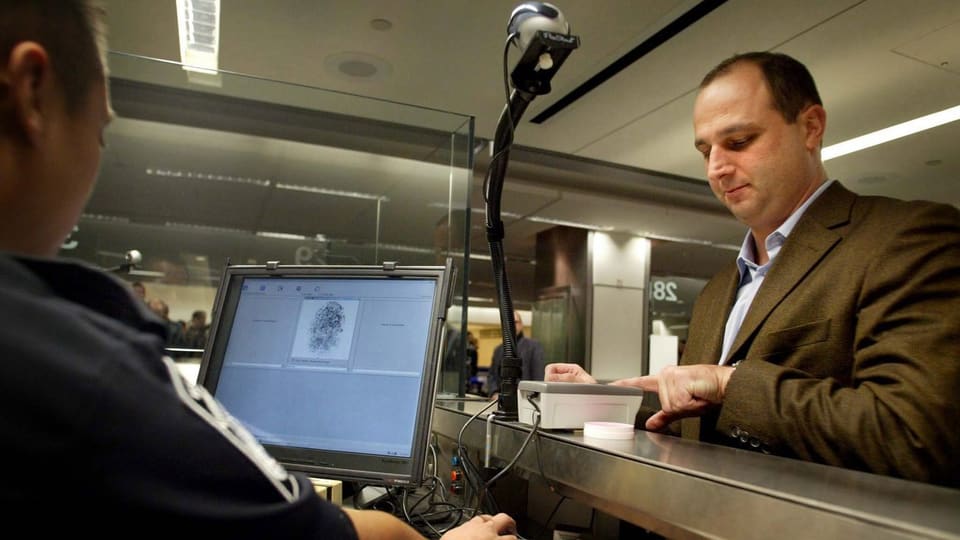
[719,180,835,364]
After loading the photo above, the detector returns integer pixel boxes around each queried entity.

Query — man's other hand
[544,363,597,384]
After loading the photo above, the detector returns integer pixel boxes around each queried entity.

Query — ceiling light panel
[177,0,221,74]
[823,104,960,161]
[275,183,388,202]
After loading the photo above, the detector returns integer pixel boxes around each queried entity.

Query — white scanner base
[517,381,643,430]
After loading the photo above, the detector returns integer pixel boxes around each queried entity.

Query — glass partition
[647,238,738,368]
[64,53,474,395]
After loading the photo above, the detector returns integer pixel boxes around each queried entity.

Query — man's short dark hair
[700,51,823,124]
[0,0,106,113]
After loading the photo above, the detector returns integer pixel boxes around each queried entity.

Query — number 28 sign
[650,279,679,303]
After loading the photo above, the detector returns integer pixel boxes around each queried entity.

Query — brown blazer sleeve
[686,183,960,486]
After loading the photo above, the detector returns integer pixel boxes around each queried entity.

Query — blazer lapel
[698,266,739,366]
[725,182,856,361]
[680,261,739,368]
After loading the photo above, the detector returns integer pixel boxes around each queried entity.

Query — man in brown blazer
[547,52,960,486]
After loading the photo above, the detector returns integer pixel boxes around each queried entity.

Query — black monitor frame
[197,260,454,487]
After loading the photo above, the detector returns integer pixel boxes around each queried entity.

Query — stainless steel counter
[432,399,960,540]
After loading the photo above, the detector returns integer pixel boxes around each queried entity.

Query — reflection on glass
[68,53,473,395]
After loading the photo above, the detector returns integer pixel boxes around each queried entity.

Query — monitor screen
[198,261,453,487]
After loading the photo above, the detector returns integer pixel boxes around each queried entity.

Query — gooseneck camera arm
[486,89,535,421]
[485,8,579,419]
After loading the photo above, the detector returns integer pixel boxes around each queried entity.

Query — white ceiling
[97,0,960,300]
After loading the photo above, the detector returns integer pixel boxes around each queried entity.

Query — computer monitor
[197,260,454,487]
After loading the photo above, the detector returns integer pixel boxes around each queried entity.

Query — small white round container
[583,421,635,440]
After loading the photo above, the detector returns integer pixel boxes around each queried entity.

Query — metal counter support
[432,399,960,540]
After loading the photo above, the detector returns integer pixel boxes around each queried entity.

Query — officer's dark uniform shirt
[0,254,358,537]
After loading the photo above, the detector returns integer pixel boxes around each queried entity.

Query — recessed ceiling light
[339,60,378,78]
[324,52,392,82]
[370,18,393,31]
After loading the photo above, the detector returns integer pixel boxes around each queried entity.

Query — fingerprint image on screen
[310,301,346,352]
[291,298,360,365]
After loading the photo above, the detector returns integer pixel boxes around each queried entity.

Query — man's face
[148,299,166,319]
[513,315,524,335]
[693,62,824,239]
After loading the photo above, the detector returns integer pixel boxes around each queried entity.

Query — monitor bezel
[197,260,453,487]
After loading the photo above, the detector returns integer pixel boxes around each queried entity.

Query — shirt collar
[735,179,835,276]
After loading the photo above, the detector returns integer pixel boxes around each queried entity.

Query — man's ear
[4,42,53,146]
[801,103,826,151]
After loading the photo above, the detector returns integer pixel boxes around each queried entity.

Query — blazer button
[749,437,761,448]
[739,432,749,444]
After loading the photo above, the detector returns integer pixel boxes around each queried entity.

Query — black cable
[410,480,438,514]
[413,478,464,533]
[460,445,483,511]
[527,396,555,489]
[472,408,541,518]
[481,33,519,207]
[415,444,466,536]
[398,478,469,538]
[425,398,559,539]
[372,441,495,538]
[455,400,497,516]
[402,487,443,538]
[502,32,518,150]
[534,495,568,540]
[527,396,567,540]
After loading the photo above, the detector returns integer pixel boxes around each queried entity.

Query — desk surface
[433,399,960,540]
